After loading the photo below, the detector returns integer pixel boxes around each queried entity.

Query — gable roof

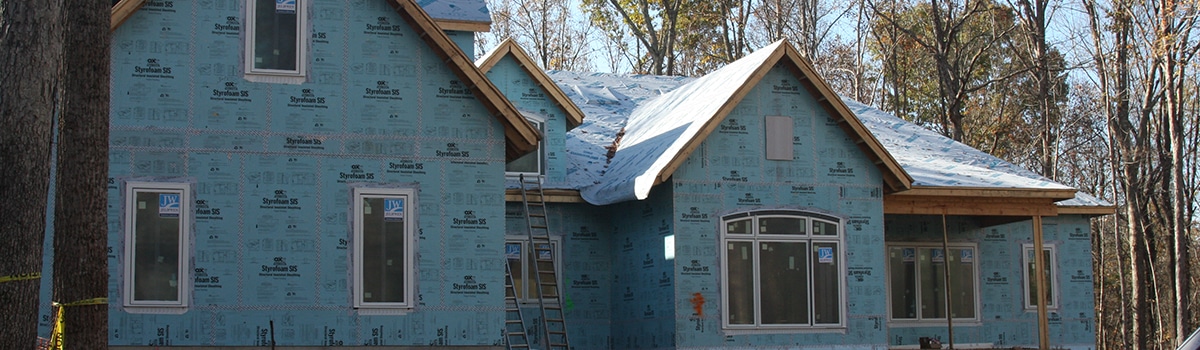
[110,0,540,160]
[384,0,538,160]
[476,39,586,130]
[548,54,1110,212]
[112,0,491,32]
[572,40,912,205]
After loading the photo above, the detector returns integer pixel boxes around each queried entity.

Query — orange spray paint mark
[690,292,705,317]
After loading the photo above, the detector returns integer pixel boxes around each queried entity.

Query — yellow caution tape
[49,304,64,350]
[53,297,109,307]
[46,297,106,350]
[0,272,41,283]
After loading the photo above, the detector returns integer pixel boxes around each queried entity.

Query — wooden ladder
[503,261,530,349]
[518,174,570,350]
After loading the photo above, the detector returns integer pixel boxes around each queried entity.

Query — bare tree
[0,1,64,347]
[750,0,855,60]
[1147,0,1199,343]
[482,0,595,71]
[583,0,683,74]
[1010,0,1060,178]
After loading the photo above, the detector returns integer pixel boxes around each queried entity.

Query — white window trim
[122,181,191,313]
[506,116,545,179]
[720,210,847,332]
[1022,243,1059,310]
[244,0,308,84]
[884,242,982,325]
[352,187,417,311]
[505,235,562,304]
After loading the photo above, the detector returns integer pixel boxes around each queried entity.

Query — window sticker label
[818,247,834,264]
[505,243,521,260]
[902,248,916,262]
[383,198,404,221]
[960,249,974,263]
[159,193,181,217]
[931,248,945,263]
[275,0,297,14]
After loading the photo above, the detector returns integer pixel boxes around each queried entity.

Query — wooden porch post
[1033,215,1049,349]
[941,211,955,348]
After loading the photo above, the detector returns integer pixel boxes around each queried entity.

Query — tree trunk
[0,1,64,347]
[52,0,110,348]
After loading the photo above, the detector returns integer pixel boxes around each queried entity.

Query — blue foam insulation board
[39,0,516,346]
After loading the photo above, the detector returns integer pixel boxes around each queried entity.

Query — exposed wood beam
[110,0,146,32]
[884,195,1059,216]
[1034,215,1050,349]
[896,186,1076,199]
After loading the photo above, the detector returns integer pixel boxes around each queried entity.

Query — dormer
[478,39,586,183]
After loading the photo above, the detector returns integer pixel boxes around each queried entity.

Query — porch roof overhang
[883,186,1075,217]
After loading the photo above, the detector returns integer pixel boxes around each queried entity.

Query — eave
[505,189,585,203]
[435,19,490,33]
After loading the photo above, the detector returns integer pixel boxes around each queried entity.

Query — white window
[245,0,307,81]
[353,187,416,309]
[506,117,544,177]
[123,182,191,310]
[1022,243,1057,309]
[505,236,561,303]
[721,211,844,330]
[886,244,979,322]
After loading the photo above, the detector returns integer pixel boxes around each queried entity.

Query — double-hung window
[505,236,561,302]
[721,211,844,330]
[887,244,979,322]
[1022,243,1057,309]
[123,182,191,310]
[506,117,545,178]
[352,187,416,310]
[245,0,306,80]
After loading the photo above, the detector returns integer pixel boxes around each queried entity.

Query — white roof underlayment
[547,42,1110,208]
[417,0,491,24]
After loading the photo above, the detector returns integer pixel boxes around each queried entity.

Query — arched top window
[721,210,845,331]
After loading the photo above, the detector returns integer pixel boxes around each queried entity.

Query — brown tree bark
[52,0,111,348]
[0,1,64,348]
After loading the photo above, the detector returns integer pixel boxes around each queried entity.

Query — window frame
[885,242,981,324]
[244,0,308,82]
[504,235,563,304]
[1022,243,1058,310]
[719,210,846,332]
[122,181,192,310]
[506,116,545,179]
[352,187,417,310]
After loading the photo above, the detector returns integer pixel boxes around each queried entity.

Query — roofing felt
[547,45,1110,208]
